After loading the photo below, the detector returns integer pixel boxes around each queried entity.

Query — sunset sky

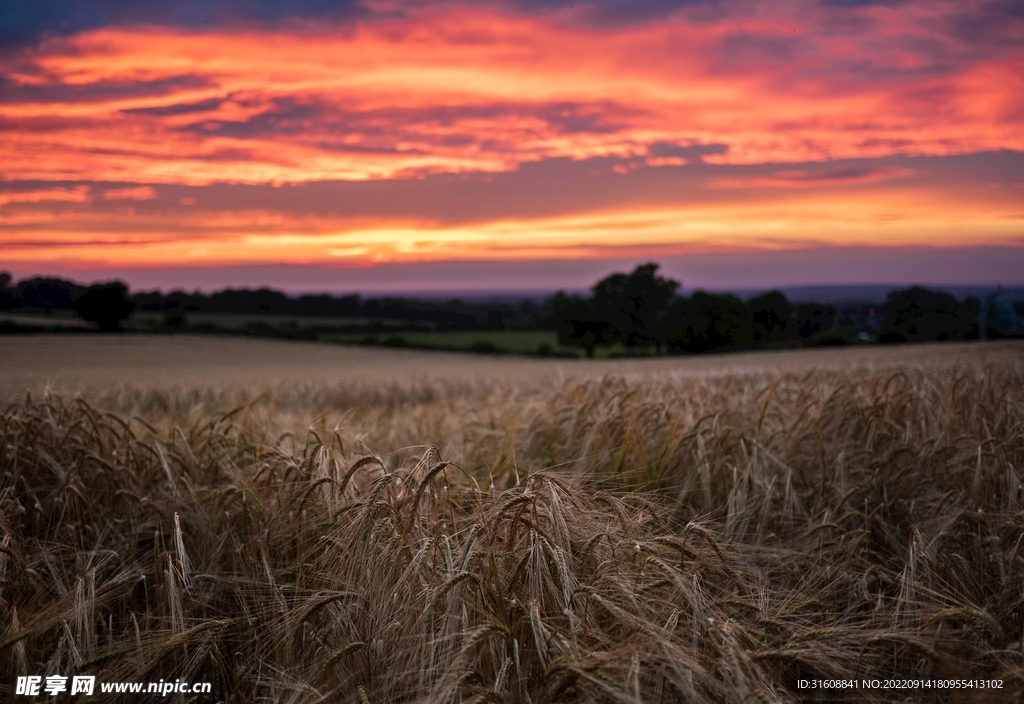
[2,0,1023,293]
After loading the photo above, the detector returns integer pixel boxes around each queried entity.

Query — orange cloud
[3,180,1021,270]
[103,186,157,200]
[0,186,91,206]
[1,3,1022,277]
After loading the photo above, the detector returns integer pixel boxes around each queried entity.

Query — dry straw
[1,350,1023,702]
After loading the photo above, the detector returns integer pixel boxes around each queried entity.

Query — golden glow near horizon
[1,2,1023,274]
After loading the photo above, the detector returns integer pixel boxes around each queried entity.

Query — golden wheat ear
[410,444,443,481]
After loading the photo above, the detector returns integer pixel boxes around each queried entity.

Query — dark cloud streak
[0,75,212,104]
[3,150,1019,225]
[8,0,1023,53]
[0,0,362,47]
[123,97,225,116]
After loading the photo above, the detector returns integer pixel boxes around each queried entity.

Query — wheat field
[2,336,1023,702]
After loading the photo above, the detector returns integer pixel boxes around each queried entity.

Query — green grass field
[128,312,579,355]
[320,328,583,355]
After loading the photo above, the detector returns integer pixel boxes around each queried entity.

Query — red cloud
[1,8,1021,186]
[1,3,1022,273]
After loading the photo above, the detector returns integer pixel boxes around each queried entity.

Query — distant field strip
[1,335,1011,401]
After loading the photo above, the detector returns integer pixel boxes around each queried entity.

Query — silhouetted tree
[208,287,291,314]
[665,292,753,353]
[293,293,362,317]
[592,263,679,351]
[962,296,981,339]
[796,303,837,340]
[544,292,609,358]
[17,277,85,312]
[75,282,135,332]
[0,272,16,310]
[485,310,505,330]
[880,286,967,343]
[748,290,793,342]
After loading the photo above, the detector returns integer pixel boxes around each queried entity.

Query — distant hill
[428,285,1024,306]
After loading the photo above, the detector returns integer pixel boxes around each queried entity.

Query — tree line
[0,273,543,331]
[0,274,134,332]
[1,267,1020,346]
[543,264,1016,356]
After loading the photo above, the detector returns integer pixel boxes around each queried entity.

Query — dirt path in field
[2,334,1020,399]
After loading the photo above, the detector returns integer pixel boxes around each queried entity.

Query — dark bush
[807,332,848,347]
[162,313,187,330]
[878,330,907,344]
